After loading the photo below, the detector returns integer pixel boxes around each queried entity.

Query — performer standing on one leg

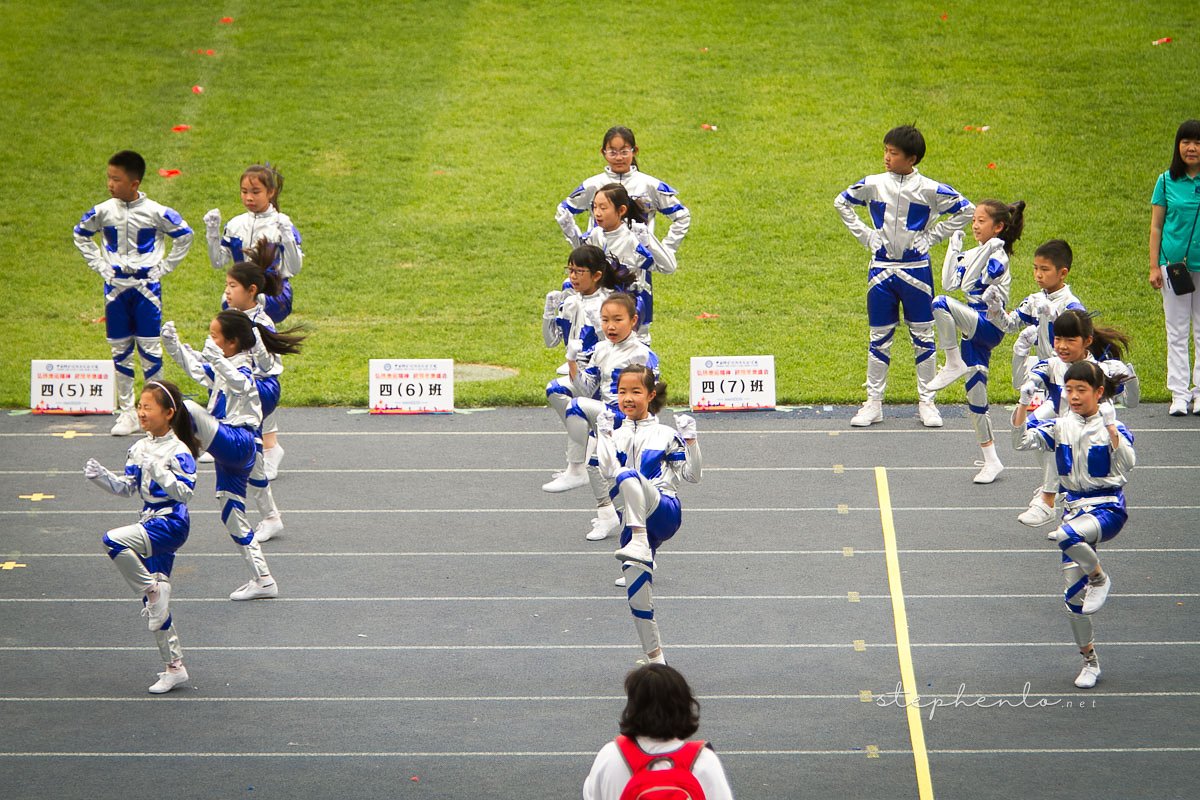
[1012,361,1135,689]
[594,366,701,666]
[84,379,198,693]
[161,312,301,600]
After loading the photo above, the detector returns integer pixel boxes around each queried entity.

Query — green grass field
[5,0,1197,408]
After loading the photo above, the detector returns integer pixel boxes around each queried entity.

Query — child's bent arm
[681,438,702,484]
[834,181,876,248]
[86,458,137,497]
[157,208,193,275]
[161,328,214,388]
[147,455,195,504]
[73,209,111,277]
[209,356,254,396]
[924,190,974,247]
[277,214,304,277]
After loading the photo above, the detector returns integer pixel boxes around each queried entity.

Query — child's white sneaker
[1169,397,1188,416]
[263,445,284,480]
[111,410,140,436]
[927,362,970,391]
[615,540,653,566]
[229,578,279,601]
[614,575,627,587]
[586,506,621,541]
[1018,499,1055,527]
[149,666,189,694]
[850,400,883,427]
[198,452,215,464]
[973,460,1004,484]
[1074,662,1101,689]
[1082,574,1112,614]
[542,470,588,493]
[917,401,943,428]
[144,582,171,630]
[255,515,284,543]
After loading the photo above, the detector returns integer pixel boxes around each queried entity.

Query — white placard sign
[369,359,454,414]
[31,359,115,414]
[689,356,776,412]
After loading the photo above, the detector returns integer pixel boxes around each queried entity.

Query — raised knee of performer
[1055,523,1085,552]
[614,469,641,487]
[932,295,949,313]
[101,533,126,559]
[546,379,572,400]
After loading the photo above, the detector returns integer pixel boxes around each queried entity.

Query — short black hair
[1169,119,1200,180]
[1034,239,1073,270]
[108,150,146,181]
[618,665,700,740]
[884,125,926,164]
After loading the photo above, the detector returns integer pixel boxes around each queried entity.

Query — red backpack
[615,735,708,800]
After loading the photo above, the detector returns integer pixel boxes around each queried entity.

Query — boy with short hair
[835,125,974,427]
[74,151,193,435]
[984,238,1088,527]
[984,238,1086,390]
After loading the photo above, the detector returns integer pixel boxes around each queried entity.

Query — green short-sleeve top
[1152,170,1200,270]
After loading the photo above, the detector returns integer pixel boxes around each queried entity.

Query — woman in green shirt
[1150,119,1200,416]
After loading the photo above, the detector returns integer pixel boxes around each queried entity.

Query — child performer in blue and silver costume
[594,366,701,666]
[84,379,198,693]
[1012,360,1135,690]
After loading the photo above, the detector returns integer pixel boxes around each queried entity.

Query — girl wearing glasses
[543,245,636,493]
[556,126,691,254]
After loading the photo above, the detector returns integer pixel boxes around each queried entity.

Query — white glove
[1019,382,1038,406]
[83,458,105,479]
[867,231,884,254]
[630,221,653,246]
[948,229,965,254]
[1100,402,1117,427]
[555,205,577,237]
[276,220,293,245]
[160,321,178,345]
[912,232,931,254]
[596,409,615,438]
[986,236,1006,254]
[584,227,606,249]
[1014,326,1038,358]
[543,290,563,319]
[203,208,222,232]
[201,337,225,363]
[1032,294,1053,317]
[565,341,582,361]
[147,264,165,281]
[982,284,1005,314]
[96,263,116,281]
[674,413,697,440]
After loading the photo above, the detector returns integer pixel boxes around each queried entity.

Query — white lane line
[8,548,1198,558]
[1,641,1196,652]
[5,505,1200,516]
[5,427,1195,437]
[1,593,1195,604]
[3,465,1196,476]
[3,690,1197,703]
[0,747,1196,758]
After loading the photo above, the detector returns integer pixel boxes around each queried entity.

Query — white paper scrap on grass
[689,356,776,412]
[369,359,454,414]
[31,359,114,414]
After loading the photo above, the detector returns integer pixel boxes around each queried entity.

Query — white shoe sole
[973,464,1003,484]
[149,670,189,694]
[1074,666,1101,689]
[927,364,969,391]
[255,518,284,543]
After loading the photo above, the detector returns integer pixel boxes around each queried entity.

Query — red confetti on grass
[700,47,709,52]
[194,48,216,55]
[940,12,948,21]
[192,85,204,94]
[700,123,718,131]
[171,124,191,132]
[1152,37,1172,45]
[697,312,720,319]
[158,169,181,178]
[987,162,997,170]
[220,16,234,23]
[410,777,420,783]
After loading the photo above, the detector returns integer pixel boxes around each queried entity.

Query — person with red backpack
[583,665,734,800]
